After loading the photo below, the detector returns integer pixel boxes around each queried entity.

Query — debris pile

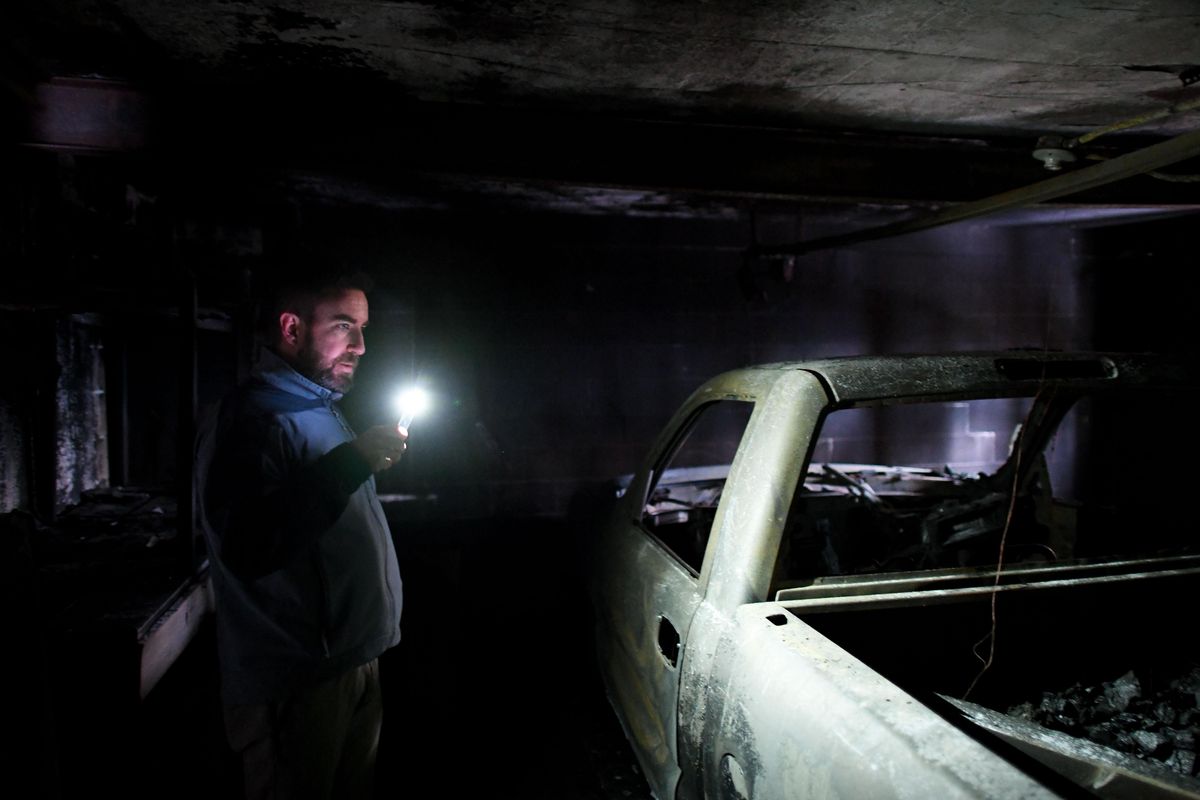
[1008,666,1200,778]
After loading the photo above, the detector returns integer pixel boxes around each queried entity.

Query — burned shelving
[15,486,210,696]
[2,485,213,797]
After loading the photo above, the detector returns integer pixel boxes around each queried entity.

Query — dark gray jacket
[198,348,403,706]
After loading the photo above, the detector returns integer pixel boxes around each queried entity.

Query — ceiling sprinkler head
[1033,135,1077,171]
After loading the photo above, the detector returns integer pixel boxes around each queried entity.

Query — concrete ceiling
[5,1,1200,214]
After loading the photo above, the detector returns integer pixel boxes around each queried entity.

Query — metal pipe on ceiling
[1068,96,1200,148]
[751,128,1200,257]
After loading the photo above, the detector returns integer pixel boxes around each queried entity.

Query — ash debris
[1007,666,1200,778]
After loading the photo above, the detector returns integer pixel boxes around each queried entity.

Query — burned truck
[588,352,1198,799]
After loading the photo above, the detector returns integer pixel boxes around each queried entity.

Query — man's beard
[298,345,358,393]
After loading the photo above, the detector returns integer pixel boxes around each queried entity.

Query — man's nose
[348,328,366,355]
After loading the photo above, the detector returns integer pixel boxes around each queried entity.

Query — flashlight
[394,387,430,430]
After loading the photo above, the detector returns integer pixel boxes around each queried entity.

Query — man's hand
[352,425,409,473]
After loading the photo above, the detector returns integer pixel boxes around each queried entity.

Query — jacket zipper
[328,400,399,628]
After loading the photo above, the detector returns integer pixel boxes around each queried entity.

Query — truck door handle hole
[657,616,680,667]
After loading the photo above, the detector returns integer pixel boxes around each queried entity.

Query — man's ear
[279,312,303,348]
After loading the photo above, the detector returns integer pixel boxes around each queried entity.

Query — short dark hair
[257,263,374,339]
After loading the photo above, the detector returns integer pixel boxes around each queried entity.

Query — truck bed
[777,555,1200,795]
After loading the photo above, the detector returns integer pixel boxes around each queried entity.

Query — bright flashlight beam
[394,387,430,429]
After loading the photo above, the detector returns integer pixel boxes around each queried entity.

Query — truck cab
[590,352,1199,800]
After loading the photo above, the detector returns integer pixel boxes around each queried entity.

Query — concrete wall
[3,147,1187,521]
[318,206,1100,518]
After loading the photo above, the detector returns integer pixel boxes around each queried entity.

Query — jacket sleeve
[203,401,375,580]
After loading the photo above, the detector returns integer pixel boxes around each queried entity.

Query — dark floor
[23,516,653,799]
[377,516,654,799]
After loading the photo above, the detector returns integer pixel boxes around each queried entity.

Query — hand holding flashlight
[352,425,409,473]
[351,387,428,473]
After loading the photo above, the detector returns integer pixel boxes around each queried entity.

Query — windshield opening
[773,388,1194,586]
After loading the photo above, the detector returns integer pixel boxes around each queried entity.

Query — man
[197,270,407,800]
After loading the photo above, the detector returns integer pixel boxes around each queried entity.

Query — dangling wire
[962,385,1051,701]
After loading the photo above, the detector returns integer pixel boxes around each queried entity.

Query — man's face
[294,288,369,393]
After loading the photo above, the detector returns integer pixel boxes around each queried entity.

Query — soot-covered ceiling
[3,1,1200,215]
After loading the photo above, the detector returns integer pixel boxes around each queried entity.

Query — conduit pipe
[1067,96,1200,148]
[752,127,1200,257]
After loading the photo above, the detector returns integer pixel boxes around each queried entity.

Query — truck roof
[742,351,1195,405]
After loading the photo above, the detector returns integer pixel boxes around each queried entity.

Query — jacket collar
[253,347,344,403]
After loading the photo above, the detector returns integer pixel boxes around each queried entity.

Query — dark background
[4,144,1193,800]
[2,1,1198,796]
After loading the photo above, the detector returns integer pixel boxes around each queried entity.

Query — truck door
[618,399,755,798]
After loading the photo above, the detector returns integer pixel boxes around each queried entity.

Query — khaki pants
[224,660,382,800]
